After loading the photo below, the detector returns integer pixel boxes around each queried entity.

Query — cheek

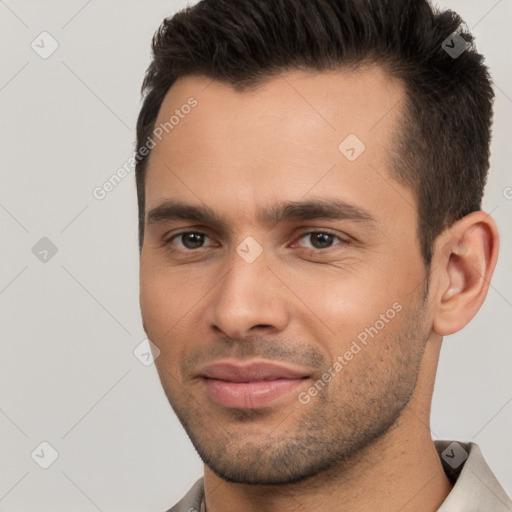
[301,267,409,358]
[308,271,386,322]
[139,265,186,340]
[139,262,216,361]
[140,279,186,379]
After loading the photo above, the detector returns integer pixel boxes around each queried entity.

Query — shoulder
[435,440,512,511]
[164,477,205,512]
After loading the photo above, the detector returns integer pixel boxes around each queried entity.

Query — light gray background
[0,1,510,510]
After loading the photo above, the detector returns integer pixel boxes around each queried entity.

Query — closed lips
[197,361,311,382]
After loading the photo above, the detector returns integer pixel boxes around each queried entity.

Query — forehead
[144,66,413,229]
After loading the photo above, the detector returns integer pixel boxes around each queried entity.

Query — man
[135,0,511,510]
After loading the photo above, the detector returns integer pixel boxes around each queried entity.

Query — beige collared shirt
[167,440,512,511]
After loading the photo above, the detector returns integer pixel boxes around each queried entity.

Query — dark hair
[135,0,494,266]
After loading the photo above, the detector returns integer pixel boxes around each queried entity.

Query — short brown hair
[135,0,494,266]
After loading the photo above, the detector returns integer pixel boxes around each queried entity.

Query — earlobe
[432,211,499,336]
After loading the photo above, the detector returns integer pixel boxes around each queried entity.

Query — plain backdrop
[0,1,511,510]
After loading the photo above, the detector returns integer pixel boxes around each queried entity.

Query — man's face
[139,67,432,484]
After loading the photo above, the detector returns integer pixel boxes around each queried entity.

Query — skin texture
[139,67,499,512]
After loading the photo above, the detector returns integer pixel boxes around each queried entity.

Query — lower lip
[202,377,308,409]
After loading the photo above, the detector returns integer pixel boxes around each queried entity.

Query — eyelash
[164,230,348,252]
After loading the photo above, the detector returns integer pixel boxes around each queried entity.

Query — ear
[431,211,499,336]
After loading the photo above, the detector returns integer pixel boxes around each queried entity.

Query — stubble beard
[159,299,430,486]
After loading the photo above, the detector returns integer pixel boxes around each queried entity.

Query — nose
[206,244,290,339]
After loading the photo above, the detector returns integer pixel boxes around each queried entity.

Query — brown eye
[295,231,345,250]
[167,232,212,250]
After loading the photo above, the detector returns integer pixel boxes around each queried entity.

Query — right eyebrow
[146,200,224,227]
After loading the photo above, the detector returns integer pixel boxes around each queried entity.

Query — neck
[203,426,451,512]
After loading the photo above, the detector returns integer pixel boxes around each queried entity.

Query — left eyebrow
[260,198,376,226]
[145,198,377,229]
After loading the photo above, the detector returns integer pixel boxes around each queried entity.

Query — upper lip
[197,360,311,382]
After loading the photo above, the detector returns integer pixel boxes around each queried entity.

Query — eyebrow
[146,198,376,229]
